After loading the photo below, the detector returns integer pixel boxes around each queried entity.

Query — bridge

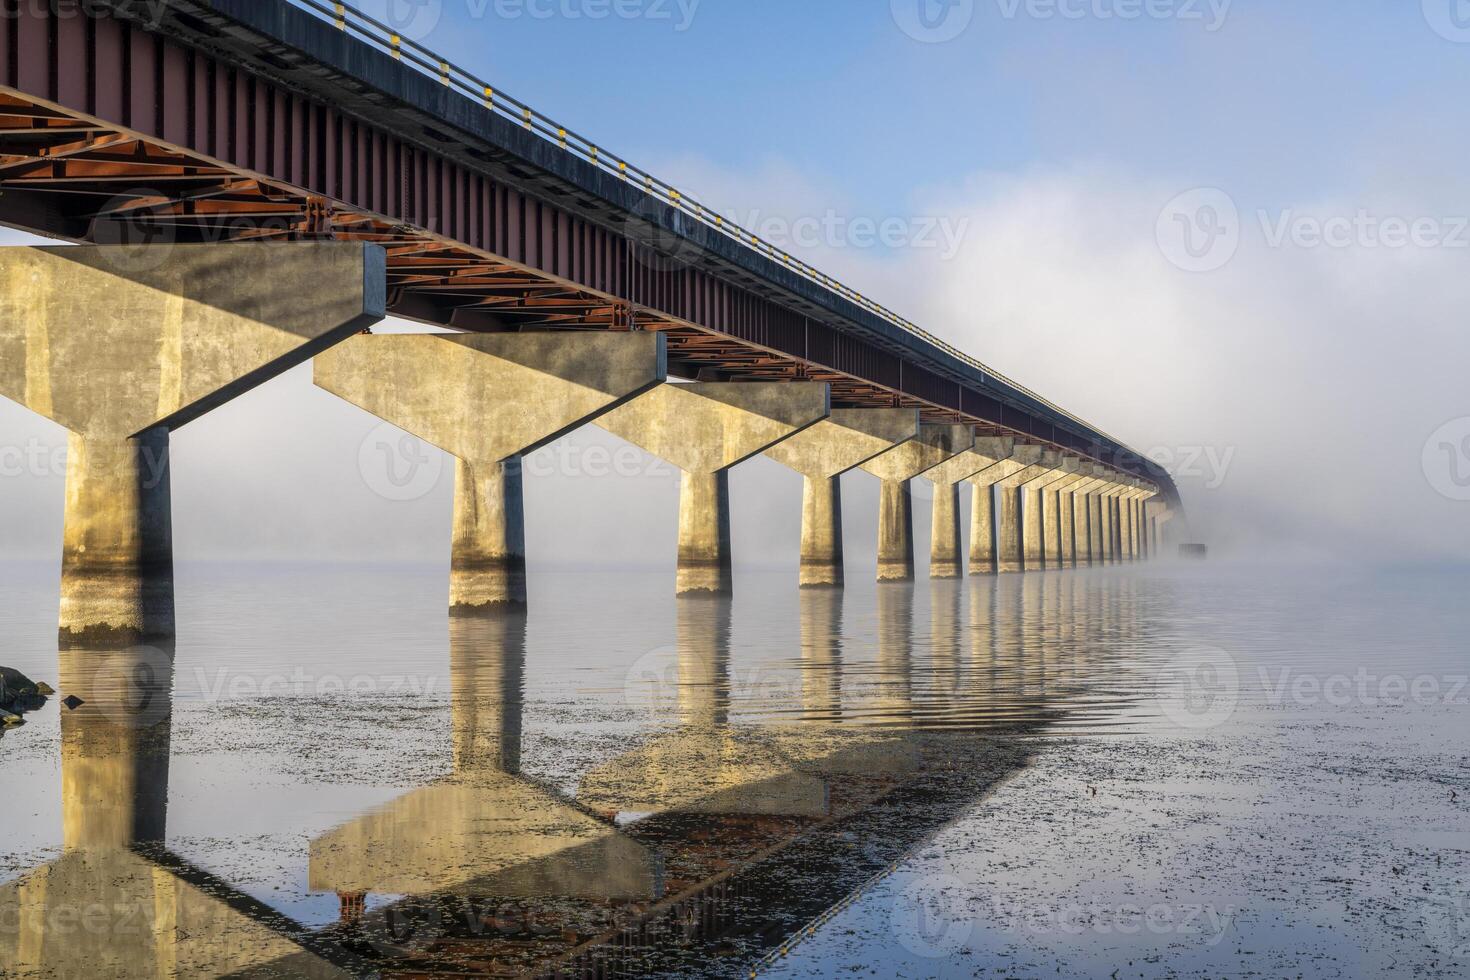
[0,0,1181,645]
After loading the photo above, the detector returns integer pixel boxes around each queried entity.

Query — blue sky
[350,0,1470,214]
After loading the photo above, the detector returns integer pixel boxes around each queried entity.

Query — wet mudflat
[1,561,1467,978]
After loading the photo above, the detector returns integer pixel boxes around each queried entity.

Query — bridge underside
[0,87,1009,430]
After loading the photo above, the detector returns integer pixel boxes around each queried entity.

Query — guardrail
[287,0,1148,468]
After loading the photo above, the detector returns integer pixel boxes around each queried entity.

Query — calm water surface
[0,561,1466,978]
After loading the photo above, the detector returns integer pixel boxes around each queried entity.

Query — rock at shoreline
[0,666,52,716]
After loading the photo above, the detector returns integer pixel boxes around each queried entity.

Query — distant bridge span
[0,0,1176,504]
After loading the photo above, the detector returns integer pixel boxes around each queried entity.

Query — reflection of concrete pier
[308,615,661,901]
[1,647,360,979]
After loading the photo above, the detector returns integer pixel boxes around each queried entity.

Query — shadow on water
[0,570,1159,979]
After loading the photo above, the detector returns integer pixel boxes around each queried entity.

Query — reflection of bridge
[0,0,1180,646]
[0,572,1150,978]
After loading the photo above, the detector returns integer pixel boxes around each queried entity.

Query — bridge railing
[285,0,1141,460]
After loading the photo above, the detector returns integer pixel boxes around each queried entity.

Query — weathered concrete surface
[922,436,1014,580]
[998,450,1060,574]
[967,445,1042,576]
[597,382,830,595]
[764,408,919,588]
[1023,458,1080,572]
[0,243,385,645]
[314,332,666,612]
[860,424,972,582]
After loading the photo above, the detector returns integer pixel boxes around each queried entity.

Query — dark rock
[0,709,23,727]
[0,666,46,708]
[36,681,54,697]
[62,695,85,710]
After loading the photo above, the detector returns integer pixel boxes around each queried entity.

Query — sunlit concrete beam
[315,332,666,613]
[859,423,972,582]
[920,436,1015,580]
[597,382,830,595]
[764,408,920,588]
[0,243,385,645]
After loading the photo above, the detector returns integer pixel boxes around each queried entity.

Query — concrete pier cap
[314,331,668,613]
[859,423,972,583]
[596,381,831,596]
[763,407,921,589]
[0,243,386,646]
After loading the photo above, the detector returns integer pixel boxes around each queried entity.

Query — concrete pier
[859,424,972,582]
[764,408,919,588]
[315,332,666,613]
[1069,472,1107,566]
[919,436,1015,579]
[597,382,830,595]
[998,450,1060,574]
[1024,458,1080,571]
[0,243,385,645]
[969,445,1043,575]
[1042,464,1089,569]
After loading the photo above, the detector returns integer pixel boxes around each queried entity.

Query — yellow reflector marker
[390,34,401,58]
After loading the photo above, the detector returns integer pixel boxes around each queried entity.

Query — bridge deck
[0,0,1171,498]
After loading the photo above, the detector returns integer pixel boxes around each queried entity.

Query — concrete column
[859,424,972,582]
[999,450,1060,574]
[919,436,1015,579]
[316,332,667,613]
[597,382,830,595]
[1117,481,1128,558]
[1041,465,1088,569]
[965,448,1037,576]
[1096,485,1115,564]
[1058,482,1079,568]
[765,408,919,588]
[1089,489,1106,564]
[1069,473,1105,567]
[1022,458,1079,572]
[0,243,384,645]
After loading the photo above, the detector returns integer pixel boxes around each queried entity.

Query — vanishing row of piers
[0,243,1175,646]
